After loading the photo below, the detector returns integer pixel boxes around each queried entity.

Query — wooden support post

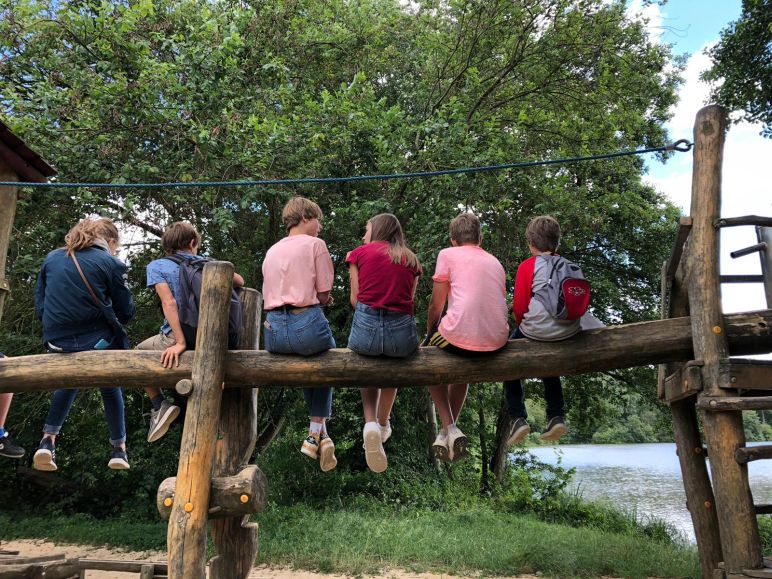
[0,159,18,324]
[667,261,723,577]
[689,105,762,573]
[166,262,234,579]
[210,288,263,579]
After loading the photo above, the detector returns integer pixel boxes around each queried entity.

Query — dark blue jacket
[34,246,135,343]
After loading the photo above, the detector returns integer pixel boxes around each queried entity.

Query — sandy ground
[0,539,539,578]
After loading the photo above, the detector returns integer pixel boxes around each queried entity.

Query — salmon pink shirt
[432,245,509,351]
[262,235,334,310]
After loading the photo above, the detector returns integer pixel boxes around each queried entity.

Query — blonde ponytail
[65,218,120,256]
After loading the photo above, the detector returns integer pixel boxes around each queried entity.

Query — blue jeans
[263,306,335,418]
[503,328,564,420]
[348,302,419,358]
[44,328,126,445]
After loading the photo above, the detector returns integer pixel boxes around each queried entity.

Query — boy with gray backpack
[504,215,591,445]
[137,222,244,442]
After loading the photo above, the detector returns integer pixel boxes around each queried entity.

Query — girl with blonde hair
[33,217,135,472]
[346,213,421,473]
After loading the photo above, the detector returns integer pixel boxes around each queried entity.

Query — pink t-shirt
[432,245,509,351]
[262,235,334,310]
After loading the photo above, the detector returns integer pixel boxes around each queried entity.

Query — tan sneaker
[319,433,337,472]
[432,432,450,463]
[301,434,320,460]
[540,416,568,442]
[363,422,387,473]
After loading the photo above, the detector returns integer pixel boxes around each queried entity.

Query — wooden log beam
[735,446,772,465]
[210,288,262,579]
[157,465,268,520]
[699,397,772,412]
[0,310,769,393]
[0,158,19,324]
[167,262,233,579]
[689,105,762,573]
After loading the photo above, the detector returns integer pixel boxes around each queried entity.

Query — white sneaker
[147,400,180,443]
[432,432,450,463]
[363,422,387,473]
[379,420,392,444]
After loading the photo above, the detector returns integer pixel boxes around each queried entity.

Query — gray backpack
[532,255,591,320]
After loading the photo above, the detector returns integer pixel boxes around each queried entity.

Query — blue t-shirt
[146,251,201,334]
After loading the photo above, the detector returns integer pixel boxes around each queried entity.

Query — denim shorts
[263,306,336,355]
[347,302,419,358]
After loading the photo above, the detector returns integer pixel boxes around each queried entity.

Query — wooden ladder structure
[659,105,772,578]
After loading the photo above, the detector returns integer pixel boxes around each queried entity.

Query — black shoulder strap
[162,254,186,265]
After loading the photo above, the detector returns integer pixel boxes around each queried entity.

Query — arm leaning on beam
[1,310,771,394]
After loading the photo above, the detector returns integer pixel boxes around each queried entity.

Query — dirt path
[0,539,539,578]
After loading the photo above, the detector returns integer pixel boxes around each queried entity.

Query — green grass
[0,506,699,577]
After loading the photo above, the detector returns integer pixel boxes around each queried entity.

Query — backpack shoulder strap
[162,254,186,265]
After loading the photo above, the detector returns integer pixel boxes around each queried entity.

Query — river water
[528,443,772,543]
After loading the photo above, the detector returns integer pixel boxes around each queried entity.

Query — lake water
[528,443,772,543]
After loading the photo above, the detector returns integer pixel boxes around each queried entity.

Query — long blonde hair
[65,218,119,256]
[368,213,421,273]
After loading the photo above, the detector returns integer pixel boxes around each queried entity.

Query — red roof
[0,120,57,183]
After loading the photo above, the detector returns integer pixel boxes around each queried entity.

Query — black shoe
[540,416,568,442]
[0,433,25,459]
[506,417,531,447]
[33,437,57,471]
[108,446,130,470]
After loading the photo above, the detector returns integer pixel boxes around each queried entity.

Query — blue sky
[629,0,771,315]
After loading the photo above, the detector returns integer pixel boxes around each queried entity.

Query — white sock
[309,422,322,437]
[320,421,328,436]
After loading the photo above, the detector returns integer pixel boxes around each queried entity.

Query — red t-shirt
[346,241,420,315]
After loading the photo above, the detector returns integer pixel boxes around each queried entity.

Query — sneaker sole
[319,443,337,472]
[432,442,450,463]
[364,428,387,473]
[300,443,319,460]
[0,449,25,459]
[449,434,468,462]
[540,424,568,442]
[507,425,531,447]
[33,449,57,472]
[108,458,130,470]
[147,405,181,443]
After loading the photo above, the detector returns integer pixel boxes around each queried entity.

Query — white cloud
[646,48,772,315]
[626,0,664,43]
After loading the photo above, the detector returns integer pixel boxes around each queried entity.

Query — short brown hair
[526,215,561,252]
[449,213,481,245]
[162,221,201,255]
[282,196,323,232]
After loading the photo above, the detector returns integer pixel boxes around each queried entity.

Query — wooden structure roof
[0,120,56,182]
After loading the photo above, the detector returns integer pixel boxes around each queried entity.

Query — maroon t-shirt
[346,241,420,315]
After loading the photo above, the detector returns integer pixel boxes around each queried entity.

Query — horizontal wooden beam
[736,446,772,465]
[0,310,770,393]
[719,359,772,391]
[698,396,772,412]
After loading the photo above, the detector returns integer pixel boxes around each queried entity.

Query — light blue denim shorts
[263,305,336,355]
[347,302,419,358]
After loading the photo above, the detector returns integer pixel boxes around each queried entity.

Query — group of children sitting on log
[1,196,599,474]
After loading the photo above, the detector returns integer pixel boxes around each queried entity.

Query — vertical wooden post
[0,159,19,324]
[210,288,263,579]
[688,105,762,573]
[666,264,723,576]
[167,261,234,579]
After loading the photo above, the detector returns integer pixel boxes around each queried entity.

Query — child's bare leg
[448,383,469,423]
[0,393,12,427]
[360,387,379,423]
[429,385,454,431]
[377,388,397,426]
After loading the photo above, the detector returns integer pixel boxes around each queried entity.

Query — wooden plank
[157,465,267,520]
[721,275,765,284]
[167,262,233,579]
[666,216,694,282]
[736,446,772,465]
[700,397,772,412]
[210,289,262,579]
[715,216,772,228]
[0,310,770,393]
[0,553,65,565]
[77,559,167,573]
[665,361,704,402]
[689,104,762,573]
[720,359,772,391]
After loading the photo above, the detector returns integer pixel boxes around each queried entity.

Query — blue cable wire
[0,140,692,189]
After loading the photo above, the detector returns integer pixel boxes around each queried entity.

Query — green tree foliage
[0,0,683,517]
[703,0,772,137]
